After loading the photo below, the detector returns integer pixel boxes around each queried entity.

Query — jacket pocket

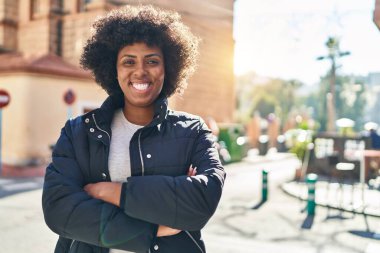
[185,231,205,253]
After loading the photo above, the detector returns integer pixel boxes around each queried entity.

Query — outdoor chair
[335,162,356,208]
[325,154,356,219]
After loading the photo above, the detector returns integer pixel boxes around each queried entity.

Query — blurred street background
[1,153,380,252]
[1,0,380,252]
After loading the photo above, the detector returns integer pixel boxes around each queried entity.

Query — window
[314,138,334,159]
[77,0,92,12]
[344,140,365,161]
[30,0,41,20]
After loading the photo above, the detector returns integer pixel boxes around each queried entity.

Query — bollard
[262,169,268,202]
[306,173,318,215]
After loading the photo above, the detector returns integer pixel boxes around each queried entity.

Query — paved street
[0,153,380,252]
[0,177,43,198]
[204,155,380,253]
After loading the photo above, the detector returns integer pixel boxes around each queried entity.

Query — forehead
[118,42,162,57]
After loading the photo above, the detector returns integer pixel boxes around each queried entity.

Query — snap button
[153,244,159,250]
[85,118,90,123]
[98,135,102,138]
[147,154,152,158]
[90,128,95,132]
[102,173,107,179]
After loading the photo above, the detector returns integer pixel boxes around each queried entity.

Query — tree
[254,95,276,118]
[305,73,366,132]
[235,72,304,129]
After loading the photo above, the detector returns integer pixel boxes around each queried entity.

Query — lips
[130,82,151,92]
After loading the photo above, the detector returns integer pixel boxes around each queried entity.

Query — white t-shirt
[108,109,142,253]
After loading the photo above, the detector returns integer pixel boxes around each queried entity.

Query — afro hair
[80,5,200,97]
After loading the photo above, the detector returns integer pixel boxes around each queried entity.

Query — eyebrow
[122,53,162,58]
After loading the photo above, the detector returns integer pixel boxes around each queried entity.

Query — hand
[187,165,197,176]
[84,182,122,207]
[157,225,181,237]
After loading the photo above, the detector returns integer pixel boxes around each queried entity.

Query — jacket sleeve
[42,120,157,252]
[120,120,226,231]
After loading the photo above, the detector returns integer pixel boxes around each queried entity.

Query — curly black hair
[80,5,199,97]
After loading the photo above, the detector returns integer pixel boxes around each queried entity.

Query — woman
[42,5,225,253]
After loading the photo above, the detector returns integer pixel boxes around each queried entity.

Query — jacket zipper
[185,231,205,253]
[138,130,145,176]
[92,113,157,253]
[92,113,111,141]
[92,113,111,185]
[139,129,151,253]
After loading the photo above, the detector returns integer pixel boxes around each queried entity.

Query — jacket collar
[83,93,168,144]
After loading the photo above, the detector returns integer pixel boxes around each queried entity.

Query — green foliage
[285,129,314,161]
[290,140,310,161]
[305,73,367,132]
[304,77,328,132]
[235,69,367,134]
[235,72,304,127]
[255,95,275,118]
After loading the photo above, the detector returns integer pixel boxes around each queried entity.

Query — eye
[147,59,160,65]
[122,59,135,66]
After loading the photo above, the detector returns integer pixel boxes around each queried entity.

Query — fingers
[84,183,101,198]
[187,166,193,176]
[83,183,92,193]
[192,167,197,176]
[187,165,197,176]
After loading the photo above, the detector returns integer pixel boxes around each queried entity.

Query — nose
[133,62,148,78]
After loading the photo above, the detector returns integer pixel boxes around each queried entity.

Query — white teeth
[132,83,149,91]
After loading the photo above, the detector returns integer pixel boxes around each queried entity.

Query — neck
[123,104,154,126]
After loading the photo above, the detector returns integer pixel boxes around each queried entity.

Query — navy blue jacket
[42,94,225,253]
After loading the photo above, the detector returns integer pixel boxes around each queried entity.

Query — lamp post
[317,37,350,133]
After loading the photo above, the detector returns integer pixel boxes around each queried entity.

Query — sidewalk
[0,177,44,198]
[248,149,380,217]
[0,164,46,198]
[282,180,380,217]
[204,153,380,253]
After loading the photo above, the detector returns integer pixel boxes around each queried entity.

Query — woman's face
[116,42,165,109]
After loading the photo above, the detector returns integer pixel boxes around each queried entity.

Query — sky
[233,0,380,86]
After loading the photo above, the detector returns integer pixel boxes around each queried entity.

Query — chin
[128,99,155,108]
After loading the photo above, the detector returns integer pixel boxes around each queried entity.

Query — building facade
[375,0,380,30]
[0,0,235,166]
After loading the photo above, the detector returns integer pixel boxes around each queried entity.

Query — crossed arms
[42,120,225,252]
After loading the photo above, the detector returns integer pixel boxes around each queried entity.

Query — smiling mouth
[130,82,151,91]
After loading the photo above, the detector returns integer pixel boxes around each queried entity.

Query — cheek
[117,71,130,84]
[158,70,165,84]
